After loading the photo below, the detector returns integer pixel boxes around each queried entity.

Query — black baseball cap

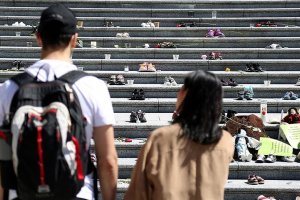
[38,3,77,35]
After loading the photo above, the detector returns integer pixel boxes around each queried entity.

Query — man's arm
[93,125,118,200]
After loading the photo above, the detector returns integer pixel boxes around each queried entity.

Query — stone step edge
[2,7,300,12]
[104,179,300,192]
[116,158,300,169]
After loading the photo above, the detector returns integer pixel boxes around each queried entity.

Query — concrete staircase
[0,0,300,199]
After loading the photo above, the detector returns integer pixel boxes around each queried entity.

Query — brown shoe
[247,174,258,185]
[255,175,265,184]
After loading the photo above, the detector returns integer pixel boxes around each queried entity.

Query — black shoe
[130,111,138,123]
[228,78,238,87]
[237,91,244,100]
[244,91,253,100]
[227,110,237,119]
[221,79,229,86]
[107,75,117,85]
[137,110,147,123]
[245,63,255,72]
[130,89,139,100]
[137,89,145,100]
[253,63,264,72]
[12,60,24,70]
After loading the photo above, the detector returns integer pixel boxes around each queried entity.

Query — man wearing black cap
[0,4,118,200]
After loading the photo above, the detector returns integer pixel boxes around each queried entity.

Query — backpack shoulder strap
[10,72,35,86]
[58,70,89,85]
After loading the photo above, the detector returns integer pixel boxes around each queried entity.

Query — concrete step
[1,16,300,27]
[2,26,300,37]
[0,47,299,59]
[88,71,300,85]
[107,84,300,98]
[0,58,300,72]
[2,7,300,18]
[0,70,299,85]
[110,98,300,113]
[117,158,300,180]
[102,179,300,200]
[1,36,299,48]
[1,0,300,9]
[112,112,280,138]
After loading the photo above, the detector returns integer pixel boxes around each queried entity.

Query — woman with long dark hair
[124,70,234,200]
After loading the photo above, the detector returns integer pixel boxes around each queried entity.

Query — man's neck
[40,48,72,63]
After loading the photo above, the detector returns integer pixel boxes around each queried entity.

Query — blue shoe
[290,92,298,100]
[283,92,291,100]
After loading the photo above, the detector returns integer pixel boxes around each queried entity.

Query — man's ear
[70,33,78,49]
[35,32,43,47]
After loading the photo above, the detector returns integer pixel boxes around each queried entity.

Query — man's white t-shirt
[0,59,116,200]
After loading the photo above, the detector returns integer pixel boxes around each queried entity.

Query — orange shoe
[147,63,156,72]
[138,62,148,72]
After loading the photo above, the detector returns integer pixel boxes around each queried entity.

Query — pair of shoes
[257,195,277,200]
[209,51,222,60]
[104,21,114,27]
[130,89,145,100]
[141,21,155,28]
[12,21,27,27]
[155,42,176,48]
[265,43,282,49]
[116,32,130,37]
[12,60,25,70]
[206,29,225,37]
[256,154,277,163]
[279,155,296,162]
[176,22,197,27]
[221,78,238,87]
[130,110,147,123]
[256,21,277,27]
[164,76,177,86]
[237,91,253,100]
[107,75,126,85]
[138,62,156,72]
[248,174,265,185]
[245,63,264,72]
[283,91,298,100]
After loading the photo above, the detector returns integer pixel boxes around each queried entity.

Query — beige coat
[124,123,234,200]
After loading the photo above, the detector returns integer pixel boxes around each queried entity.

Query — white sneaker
[295,78,300,86]
[169,77,177,86]
[240,153,252,162]
[12,22,19,26]
[19,22,26,27]
[116,33,123,37]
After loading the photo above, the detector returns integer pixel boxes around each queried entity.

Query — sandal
[247,174,258,185]
[116,74,125,85]
[107,75,117,85]
[147,63,156,72]
[255,175,265,184]
[130,89,139,100]
[138,63,148,72]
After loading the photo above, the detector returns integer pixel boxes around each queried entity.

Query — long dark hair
[173,70,223,144]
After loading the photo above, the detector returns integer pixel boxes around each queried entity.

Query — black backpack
[0,70,97,200]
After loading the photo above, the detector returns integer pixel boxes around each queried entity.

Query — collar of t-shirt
[25,59,78,82]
